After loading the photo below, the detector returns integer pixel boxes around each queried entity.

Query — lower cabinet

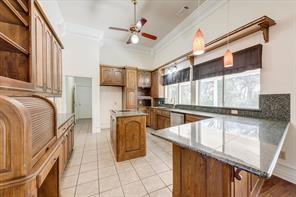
[139,106,151,127]
[150,108,157,130]
[59,122,75,177]
[157,115,170,129]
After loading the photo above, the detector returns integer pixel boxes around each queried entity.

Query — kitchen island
[110,110,147,162]
[152,115,289,197]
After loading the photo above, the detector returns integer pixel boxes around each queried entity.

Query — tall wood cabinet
[151,69,164,98]
[0,0,64,96]
[123,67,138,109]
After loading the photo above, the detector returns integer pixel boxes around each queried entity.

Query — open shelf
[1,0,29,27]
[0,32,29,54]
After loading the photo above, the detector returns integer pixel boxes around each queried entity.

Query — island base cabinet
[173,144,264,197]
[111,115,146,162]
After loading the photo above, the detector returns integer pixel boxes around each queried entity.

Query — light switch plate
[231,110,239,115]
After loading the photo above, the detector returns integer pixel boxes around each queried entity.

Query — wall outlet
[231,110,239,115]
[279,151,286,160]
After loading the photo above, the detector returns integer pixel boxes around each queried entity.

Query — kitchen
[0,0,296,197]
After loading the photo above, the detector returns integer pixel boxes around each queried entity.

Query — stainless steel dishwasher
[170,112,185,126]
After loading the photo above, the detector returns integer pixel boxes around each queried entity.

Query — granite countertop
[112,110,147,118]
[57,113,74,128]
[151,113,290,178]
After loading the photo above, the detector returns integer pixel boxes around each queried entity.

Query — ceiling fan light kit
[108,0,157,45]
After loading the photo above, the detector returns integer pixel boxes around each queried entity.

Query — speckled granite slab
[112,110,146,118]
[151,115,289,178]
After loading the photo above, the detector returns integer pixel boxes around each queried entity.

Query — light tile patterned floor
[61,119,173,197]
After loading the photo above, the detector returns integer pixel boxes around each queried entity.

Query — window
[198,76,223,107]
[165,84,179,104]
[224,69,260,109]
[179,82,191,105]
[197,69,260,109]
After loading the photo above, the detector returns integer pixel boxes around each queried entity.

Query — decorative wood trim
[16,0,28,13]
[0,32,29,55]
[33,0,64,49]
[155,16,276,71]
[2,0,29,27]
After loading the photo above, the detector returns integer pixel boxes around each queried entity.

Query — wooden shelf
[157,16,276,70]
[2,0,29,27]
[0,32,29,55]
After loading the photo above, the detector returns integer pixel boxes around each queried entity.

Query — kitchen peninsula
[110,110,147,162]
[152,114,289,197]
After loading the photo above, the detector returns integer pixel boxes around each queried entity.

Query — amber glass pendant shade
[224,49,233,68]
[193,29,205,56]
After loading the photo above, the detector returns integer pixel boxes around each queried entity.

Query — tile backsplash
[157,94,290,121]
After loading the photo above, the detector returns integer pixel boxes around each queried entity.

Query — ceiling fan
[109,0,157,45]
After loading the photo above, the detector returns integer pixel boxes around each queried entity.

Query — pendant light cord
[227,0,230,48]
[134,0,137,25]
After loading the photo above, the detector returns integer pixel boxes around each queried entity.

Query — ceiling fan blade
[141,32,157,40]
[136,17,147,30]
[109,27,129,32]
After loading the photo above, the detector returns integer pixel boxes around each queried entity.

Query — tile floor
[61,119,173,197]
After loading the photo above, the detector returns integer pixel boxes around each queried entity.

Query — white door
[76,86,92,119]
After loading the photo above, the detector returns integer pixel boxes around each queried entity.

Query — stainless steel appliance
[170,112,185,126]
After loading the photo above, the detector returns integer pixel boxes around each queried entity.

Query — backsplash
[157,94,290,121]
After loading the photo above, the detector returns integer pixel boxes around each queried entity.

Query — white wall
[100,39,154,70]
[100,86,123,129]
[65,76,75,114]
[153,0,296,183]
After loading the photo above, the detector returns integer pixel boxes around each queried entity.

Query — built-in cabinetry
[139,106,151,127]
[138,70,151,88]
[123,67,138,109]
[151,69,164,98]
[0,95,75,196]
[150,108,158,129]
[0,0,64,96]
[156,109,170,129]
[100,65,124,86]
[185,114,209,123]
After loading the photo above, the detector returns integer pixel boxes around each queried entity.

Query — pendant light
[192,0,205,56]
[224,0,233,68]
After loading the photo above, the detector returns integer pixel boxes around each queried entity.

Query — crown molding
[65,22,104,43]
[153,0,226,54]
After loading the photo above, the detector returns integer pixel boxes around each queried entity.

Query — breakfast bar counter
[152,115,289,197]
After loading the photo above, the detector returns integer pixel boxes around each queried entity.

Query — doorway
[65,76,92,120]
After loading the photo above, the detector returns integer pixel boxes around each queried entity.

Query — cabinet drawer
[157,109,170,117]
[57,123,68,138]
[37,146,61,187]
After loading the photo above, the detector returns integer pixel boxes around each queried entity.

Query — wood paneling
[173,144,264,197]
[111,114,146,162]
[44,25,52,93]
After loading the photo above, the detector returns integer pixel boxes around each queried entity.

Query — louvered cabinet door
[44,26,53,93]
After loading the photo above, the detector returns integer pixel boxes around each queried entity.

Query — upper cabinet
[100,65,124,86]
[123,67,138,109]
[138,70,151,88]
[151,69,164,98]
[0,0,64,96]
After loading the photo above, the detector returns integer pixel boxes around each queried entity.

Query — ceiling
[58,0,205,48]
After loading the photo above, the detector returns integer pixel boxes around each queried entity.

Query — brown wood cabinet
[173,144,264,197]
[138,70,151,88]
[0,0,64,96]
[150,108,158,130]
[157,109,170,129]
[100,65,124,86]
[151,69,164,98]
[123,67,137,109]
[110,112,146,162]
[139,106,151,127]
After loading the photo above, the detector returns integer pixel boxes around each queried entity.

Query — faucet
[172,98,177,109]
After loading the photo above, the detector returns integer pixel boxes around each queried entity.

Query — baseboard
[273,162,296,184]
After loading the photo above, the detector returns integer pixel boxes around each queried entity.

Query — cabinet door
[112,68,124,85]
[151,70,164,98]
[52,39,58,94]
[144,72,151,87]
[32,8,45,91]
[138,71,144,87]
[126,90,137,109]
[57,46,62,95]
[59,137,65,178]
[150,109,157,129]
[44,26,53,93]
[100,66,113,85]
[126,69,137,89]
